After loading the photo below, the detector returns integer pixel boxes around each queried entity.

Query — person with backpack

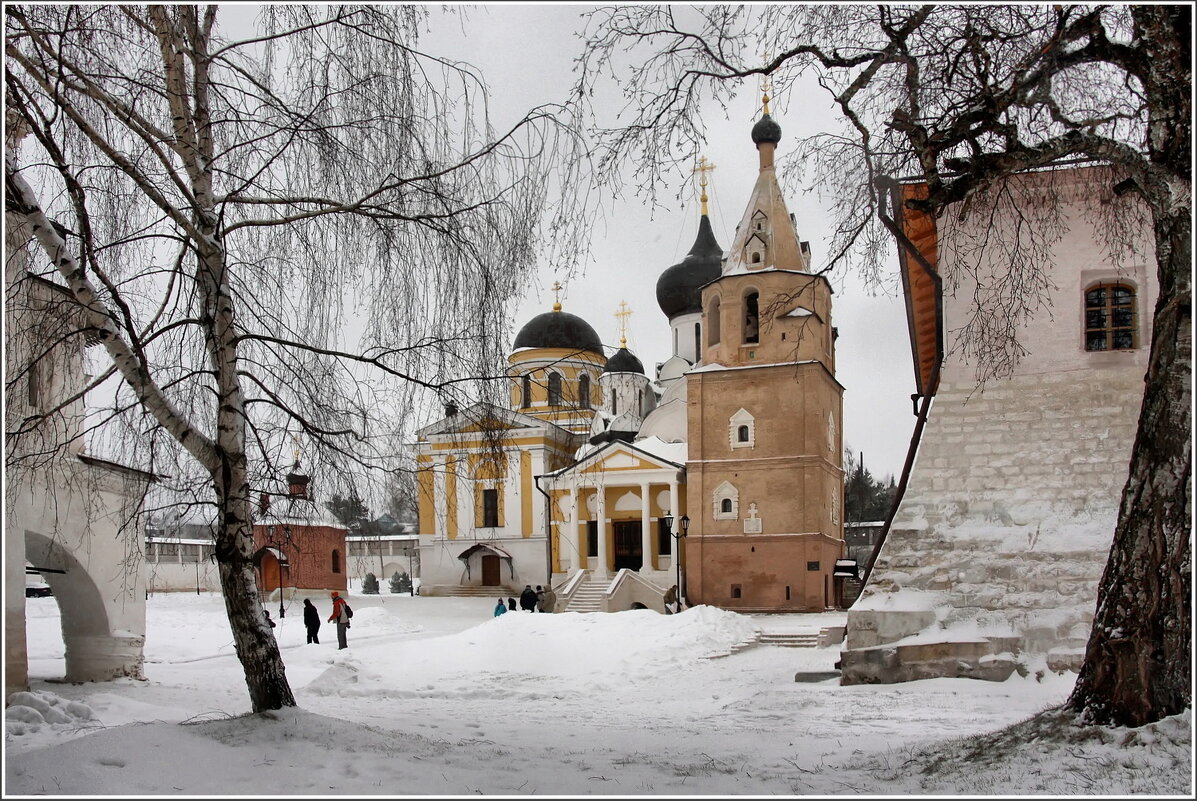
[328,591,352,649]
[302,598,321,644]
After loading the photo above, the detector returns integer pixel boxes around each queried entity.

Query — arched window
[730,408,755,449]
[578,374,591,409]
[611,392,618,415]
[693,322,701,361]
[708,297,721,346]
[547,372,563,406]
[520,374,532,408]
[1085,283,1137,351]
[331,549,341,574]
[751,252,762,264]
[713,481,739,520]
[638,388,644,414]
[744,291,760,344]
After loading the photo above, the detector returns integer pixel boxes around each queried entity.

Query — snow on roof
[688,359,820,374]
[631,435,688,464]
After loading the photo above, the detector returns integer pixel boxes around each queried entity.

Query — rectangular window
[657,518,672,555]
[587,521,599,557]
[785,585,791,601]
[145,542,155,560]
[158,542,179,560]
[730,584,742,599]
[807,560,820,572]
[482,489,499,528]
[181,545,201,563]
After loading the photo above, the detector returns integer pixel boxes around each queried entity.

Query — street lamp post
[407,548,415,597]
[663,513,690,611]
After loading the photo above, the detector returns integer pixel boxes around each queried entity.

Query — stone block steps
[423,585,508,598]
[561,579,608,613]
[757,632,821,648]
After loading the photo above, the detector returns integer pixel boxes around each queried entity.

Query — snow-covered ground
[6,592,1191,795]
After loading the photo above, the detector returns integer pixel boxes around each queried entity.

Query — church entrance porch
[613,521,643,571]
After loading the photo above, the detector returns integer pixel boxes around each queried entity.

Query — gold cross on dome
[693,156,716,215]
[614,301,633,348]
[759,52,774,114]
[551,280,563,312]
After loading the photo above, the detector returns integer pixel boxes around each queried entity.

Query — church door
[613,521,643,571]
[481,555,501,586]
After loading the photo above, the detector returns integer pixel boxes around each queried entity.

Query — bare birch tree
[574,4,1189,726]
[5,4,588,711]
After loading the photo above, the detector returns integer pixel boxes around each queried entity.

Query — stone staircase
[423,584,511,599]
[560,574,609,613]
[757,631,821,648]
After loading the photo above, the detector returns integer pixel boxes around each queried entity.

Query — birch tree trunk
[1067,6,1191,725]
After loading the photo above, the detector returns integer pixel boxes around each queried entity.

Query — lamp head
[680,514,690,533]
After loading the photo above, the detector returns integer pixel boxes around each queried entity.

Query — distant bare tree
[5,4,588,711]
[575,4,1189,726]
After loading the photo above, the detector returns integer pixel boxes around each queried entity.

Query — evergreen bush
[362,572,380,594]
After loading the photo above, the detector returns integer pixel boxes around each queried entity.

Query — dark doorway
[481,554,501,586]
[613,521,643,571]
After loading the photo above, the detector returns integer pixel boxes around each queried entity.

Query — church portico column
[640,482,653,572]
[595,484,608,575]
[668,480,680,534]
[567,485,580,573]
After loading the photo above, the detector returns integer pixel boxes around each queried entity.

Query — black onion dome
[512,309,604,355]
[751,113,782,146]
[603,347,644,375]
[655,215,724,319]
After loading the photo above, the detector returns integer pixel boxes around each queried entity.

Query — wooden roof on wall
[894,182,943,398]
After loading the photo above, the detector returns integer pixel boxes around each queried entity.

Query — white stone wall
[844,168,1157,679]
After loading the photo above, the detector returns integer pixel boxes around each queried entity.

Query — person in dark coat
[535,585,546,612]
[519,584,537,612]
[507,597,517,611]
[303,598,321,644]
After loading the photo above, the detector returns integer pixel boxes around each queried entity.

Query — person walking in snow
[328,591,351,649]
[541,586,557,614]
[535,585,546,612]
[519,584,537,612]
[303,598,321,644]
[494,598,508,617]
[507,597,517,612]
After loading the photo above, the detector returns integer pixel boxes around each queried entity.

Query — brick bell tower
[684,87,845,611]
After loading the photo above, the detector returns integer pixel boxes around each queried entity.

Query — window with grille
[1085,283,1137,351]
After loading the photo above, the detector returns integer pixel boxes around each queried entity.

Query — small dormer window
[751,252,762,264]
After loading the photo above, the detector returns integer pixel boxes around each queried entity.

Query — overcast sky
[418,4,917,479]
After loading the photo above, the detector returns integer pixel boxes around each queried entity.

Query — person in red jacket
[328,591,350,650]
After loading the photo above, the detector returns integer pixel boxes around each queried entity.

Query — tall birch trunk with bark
[1066,5,1191,727]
